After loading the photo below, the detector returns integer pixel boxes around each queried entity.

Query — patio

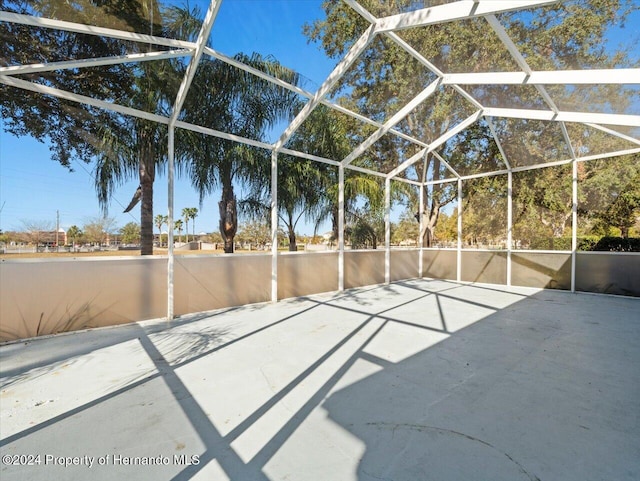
[1,279,639,480]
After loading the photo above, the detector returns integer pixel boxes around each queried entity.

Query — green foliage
[236,220,270,249]
[66,225,83,245]
[593,237,640,252]
[391,213,419,245]
[119,222,141,245]
[348,210,384,250]
[304,0,636,248]
[528,236,598,251]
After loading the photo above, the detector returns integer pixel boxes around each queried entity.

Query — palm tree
[67,225,83,250]
[188,207,198,240]
[93,2,192,256]
[284,105,384,244]
[178,51,301,253]
[174,219,184,243]
[181,207,198,242]
[244,153,325,251]
[181,207,198,243]
[154,214,168,247]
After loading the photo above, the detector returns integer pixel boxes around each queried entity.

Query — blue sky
[0,0,335,234]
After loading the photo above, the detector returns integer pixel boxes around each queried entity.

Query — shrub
[592,237,640,252]
[528,236,599,251]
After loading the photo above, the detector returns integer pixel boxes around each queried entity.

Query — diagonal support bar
[0,49,192,76]
[342,78,441,166]
[374,0,559,33]
[0,11,194,49]
[274,24,376,151]
[168,0,221,126]
[387,111,482,179]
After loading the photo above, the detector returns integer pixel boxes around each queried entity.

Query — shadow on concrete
[1,280,639,481]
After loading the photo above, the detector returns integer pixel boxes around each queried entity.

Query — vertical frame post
[167,125,175,320]
[338,164,345,291]
[385,177,391,285]
[571,159,578,292]
[507,170,513,287]
[457,178,462,283]
[271,150,278,302]
[418,182,424,278]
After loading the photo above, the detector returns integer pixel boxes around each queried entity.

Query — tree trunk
[288,228,297,251]
[286,212,297,251]
[331,205,339,247]
[420,190,441,248]
[419,158,443,248]
[139,132,155,256]
[219,182,237,254]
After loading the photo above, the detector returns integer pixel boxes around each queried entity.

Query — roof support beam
[166,0,221,321]
[204,45,429,149]
[387,111,482,179]
[342,78,442,166]
[0,49,192,76]
[442,68,640,85]
[0,74,168,124]
[274,23,376,151]
[0,11,194,49]
[374,1,558,33]
[168,0,220,126]
[585,124,640,146]
[483,108,640,127]
[485,14,560,115]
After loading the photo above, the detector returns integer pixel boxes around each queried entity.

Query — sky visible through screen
[0,0,336,235]
[1,1,638,236]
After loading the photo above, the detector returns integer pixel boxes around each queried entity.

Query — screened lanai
[1,2,640,480]
[1,0,639,326]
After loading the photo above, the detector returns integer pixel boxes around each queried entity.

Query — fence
[1,249,638,341]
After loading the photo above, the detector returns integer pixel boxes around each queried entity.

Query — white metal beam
[0,49,192,76]
[346,0,485,112]
[274,23,376,151]
[457,178,463,282]
[0,74,168,124]
[342,79,441,166]
[338,164,345,291]
[485,14,561,115]
[560,122,578,293]
[384,178,391,285]
[486,117,511,170]
[0,11,194,49]
[585,124,640,146]
[166,0,221,321]
[168,1,221,126]
[271,150,279,302]
[374,1,558,33]
[204,45,430,150]
[431,150,461,179]
[387,111,482,179]
[442,68,640,86]
[482,108,640,127]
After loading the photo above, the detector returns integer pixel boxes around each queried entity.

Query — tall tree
[304,0,636,245]
[66,225,83,248]
[1,0,187,256]
[181,207,197,243]
[120,222,141,245]
[154,214,167,246]
[282,104,385,246]
[178,53,301,253]
[174,218,184,243]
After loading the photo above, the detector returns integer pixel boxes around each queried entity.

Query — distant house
[39,228,67,247]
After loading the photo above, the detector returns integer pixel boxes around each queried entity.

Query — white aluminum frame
[1,0,639,317]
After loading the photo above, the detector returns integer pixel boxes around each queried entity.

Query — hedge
[528,236,639,252]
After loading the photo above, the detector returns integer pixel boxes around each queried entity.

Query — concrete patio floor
[1,278,639,481]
